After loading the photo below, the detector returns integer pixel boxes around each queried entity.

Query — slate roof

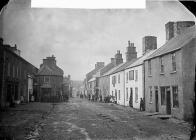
[111,59,137,75]
[126,50,156,69]
[146,25,196,60]
[99,62,115,76]
[102,63,124,77]
[37,64,64,76]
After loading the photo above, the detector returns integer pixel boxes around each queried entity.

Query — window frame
[171,53,176,72]
[172,86,179,108]
[135,70,138,81]
[129,70,134,80]
[160,87,166,105]
[160,57,164,74]
[149,86,152,103]
[44,76,50,83]
[135,87,138,103]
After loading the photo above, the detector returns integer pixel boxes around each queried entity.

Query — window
[160,57,164,73]
[172,86,179,108]
[126,72,128,83]
[118,74,120,83]
[24,70,26,79]
[135,87,138,103]
[135,70,138,81]
[129,70,134,80]
[160,87,166,105]
[112,76,116,87]
[148,60,152,75]
[149,86,152,103]
[16,67,18,78]
[44,76,50,83]
[126,88,128,101]
[172,53,176,72]
[118,90,120,100]
[7,63,10,76]
[13,65,15,78]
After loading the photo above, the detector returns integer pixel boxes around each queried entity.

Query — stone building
[36,55,64,102]
[144,21,195,121]
[85,62,104,99]
[0,38,38,108]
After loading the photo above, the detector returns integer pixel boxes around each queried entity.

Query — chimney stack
[126,41,137,62]
[165,21,195,41]
[142,36,157,54]
[43,55,57,66]
[114,50,123,66]
[95,62,104,69]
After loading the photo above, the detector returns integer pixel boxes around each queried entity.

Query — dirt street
[39,98,191,140]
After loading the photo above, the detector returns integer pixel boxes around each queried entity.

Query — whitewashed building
[124,50,156,108]
[124,36,157,109]
[110,42,137,105]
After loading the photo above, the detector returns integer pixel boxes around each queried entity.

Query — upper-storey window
[148,60,152,76]
[160,57,164,74]
[126,72,128,83]
[129,70,134,80]
[44,76,50,83]
[7,63,10,76]
[112,75,116,87]
[135,70,138,81]
[171,53,176,72]
[118,74,120,83]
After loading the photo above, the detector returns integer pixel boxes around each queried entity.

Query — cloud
[1,0,195,80]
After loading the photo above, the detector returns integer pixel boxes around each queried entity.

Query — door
[166,87,171,114]
[129,88,133,107]
[155,87,159,112]
[115,89,117,101]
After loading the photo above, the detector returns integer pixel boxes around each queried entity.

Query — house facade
[0,38,38,108]
[110,42,137,106]
[97,51,124,101]
[144,21,195,121]
[85,62,104,99]
[36,55,64,102]
[124,36,157,108]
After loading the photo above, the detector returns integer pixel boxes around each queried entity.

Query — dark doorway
[129,88,133,107]
[155,86,159,112]
[6,84,12,102]
[166,87,171,114]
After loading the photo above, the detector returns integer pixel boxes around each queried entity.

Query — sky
[1,0,195,81]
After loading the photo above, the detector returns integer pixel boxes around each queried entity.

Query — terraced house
[0,38,38,108]
[124,36,157,108]
[110,42,137,106]
[97,51,124,101]
[144,21,195,121]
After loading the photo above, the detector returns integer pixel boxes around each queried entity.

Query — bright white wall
[110,71,125,106]
[124,65,143,109]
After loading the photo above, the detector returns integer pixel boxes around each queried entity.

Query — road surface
[39,98,191,140]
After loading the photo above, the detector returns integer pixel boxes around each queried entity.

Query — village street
[39,98,191,140]
[0,98,192,140]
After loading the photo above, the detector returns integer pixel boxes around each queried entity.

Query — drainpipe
[143,63,145,110]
